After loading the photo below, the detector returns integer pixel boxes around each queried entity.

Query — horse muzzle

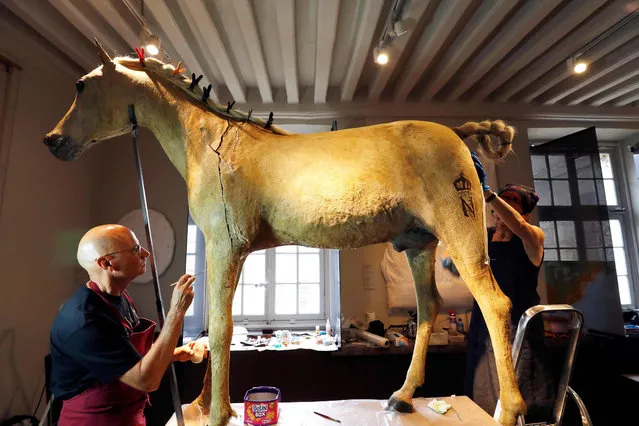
[43,134,84,161]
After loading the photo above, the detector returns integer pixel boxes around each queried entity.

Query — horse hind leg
[387,240,441,412]
[440,231,525,426]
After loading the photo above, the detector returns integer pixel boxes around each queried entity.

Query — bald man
[50,224,201,426]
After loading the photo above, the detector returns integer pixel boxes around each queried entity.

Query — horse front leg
[200,242,242,426]
[388,242,441,412]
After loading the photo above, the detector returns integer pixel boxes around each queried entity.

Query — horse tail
[452,120,515,160]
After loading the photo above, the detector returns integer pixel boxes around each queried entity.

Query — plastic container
[326,318,332,337]
[448,310,458,336]
[243,386,280,425]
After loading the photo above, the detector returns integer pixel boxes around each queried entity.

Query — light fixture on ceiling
[122,0,162,56]
[566,55,588,74]
[567,8,639,75]
[374,46,390,65]
[372,0,411,65]
[141,28,161,56]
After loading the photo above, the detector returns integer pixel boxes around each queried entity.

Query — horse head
[44,41,136,161]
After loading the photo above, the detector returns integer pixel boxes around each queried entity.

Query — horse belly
[265,192,414,249]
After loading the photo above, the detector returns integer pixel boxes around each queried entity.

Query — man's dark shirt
[50,285,143,399]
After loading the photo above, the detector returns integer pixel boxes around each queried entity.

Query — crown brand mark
[453,173,475,218]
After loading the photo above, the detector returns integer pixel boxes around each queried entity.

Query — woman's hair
[498,184,539,214]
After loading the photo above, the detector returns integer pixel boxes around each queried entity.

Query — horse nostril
[44,135,63,148]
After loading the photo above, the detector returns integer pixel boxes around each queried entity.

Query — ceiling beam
[494,1,633,102]
[368,0,431,101]
[539,39,639,105]
[2,0,95,71]
[590,77,639,106]
[232,101,639,126]
[446,0,561,101]
[614,87,639,106]
[275,0,299,104]
[231,0,272,103]
[565,59,639,105]
[470,0,605,102]
[141,0,219,102]
[314,0,340,103]
[87,0,138,52]
[340,0,384,101]
[179,0,246,103]
[48,0,129,57]
[421,0,517,101]
[393,0,473,102]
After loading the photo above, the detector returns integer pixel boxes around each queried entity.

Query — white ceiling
[3,0,639,110]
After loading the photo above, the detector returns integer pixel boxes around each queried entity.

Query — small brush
[170,269,206,286]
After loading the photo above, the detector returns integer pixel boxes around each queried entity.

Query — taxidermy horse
[44,44,525,426]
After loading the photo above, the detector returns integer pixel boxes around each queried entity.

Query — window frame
[183,219,338,338]
[532,145,639,308]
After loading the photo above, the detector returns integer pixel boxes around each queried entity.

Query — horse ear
[94,37,113,67]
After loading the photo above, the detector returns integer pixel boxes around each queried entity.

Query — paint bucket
[243,386,280,425]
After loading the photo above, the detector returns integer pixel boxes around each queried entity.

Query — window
[183,219,339,338]
[233,246,333,325]
[533,150,637,307]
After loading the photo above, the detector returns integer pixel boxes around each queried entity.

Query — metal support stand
[494,304,591,426]
[128,105,185,426]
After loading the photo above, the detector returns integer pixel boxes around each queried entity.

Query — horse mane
[113,57,290,136]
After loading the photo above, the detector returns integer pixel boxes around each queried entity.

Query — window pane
[583,221,603,247]
[299,253,320,282]
[243,284,265,315]
[276,254,298,283]
[606,248,615,262]
[613,248,628,275]
[532,155,548,179]
[556,221,577,247]
[599,153,614,179]
[275,284,297,314]
[540,221,556,248]
[186,254,196,275]
[243,253,265,284]
[552,180,571,206]
[618,275,632,305]
[534,180,552,206]
[299,246,320,253]
[276,245,298,253]
[548,155,568,178]
[602,222,613,246]
[299,284,320,314]
[578,180,597,205]
[575,155,594,178]
[595,179,607,205]
[603,179,618,206]
[187,225,197,253]
[560,249,579,261]
[544,249,558,261]
[232,286,242,315]
[609,220,624,247]
[586,248,605,261]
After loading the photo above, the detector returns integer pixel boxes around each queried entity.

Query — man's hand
[173,341,209,363]
[170,274,195,316]
[471,151,490,192]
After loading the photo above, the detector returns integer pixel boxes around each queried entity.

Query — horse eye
[76,80,85,93]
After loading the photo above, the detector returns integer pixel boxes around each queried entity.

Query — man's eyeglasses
[99,244,142,259]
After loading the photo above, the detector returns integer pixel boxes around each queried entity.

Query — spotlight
[392,19,408,37]
[374,46,390,65]
[574,61,587,73]
[567,55,587,74]
[140,28,161,56]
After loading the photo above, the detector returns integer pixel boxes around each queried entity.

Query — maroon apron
[58,281,157,426]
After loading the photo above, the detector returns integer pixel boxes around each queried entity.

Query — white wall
[0,8,98,420]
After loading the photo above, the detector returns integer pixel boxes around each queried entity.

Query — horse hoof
[386,396,415,413]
